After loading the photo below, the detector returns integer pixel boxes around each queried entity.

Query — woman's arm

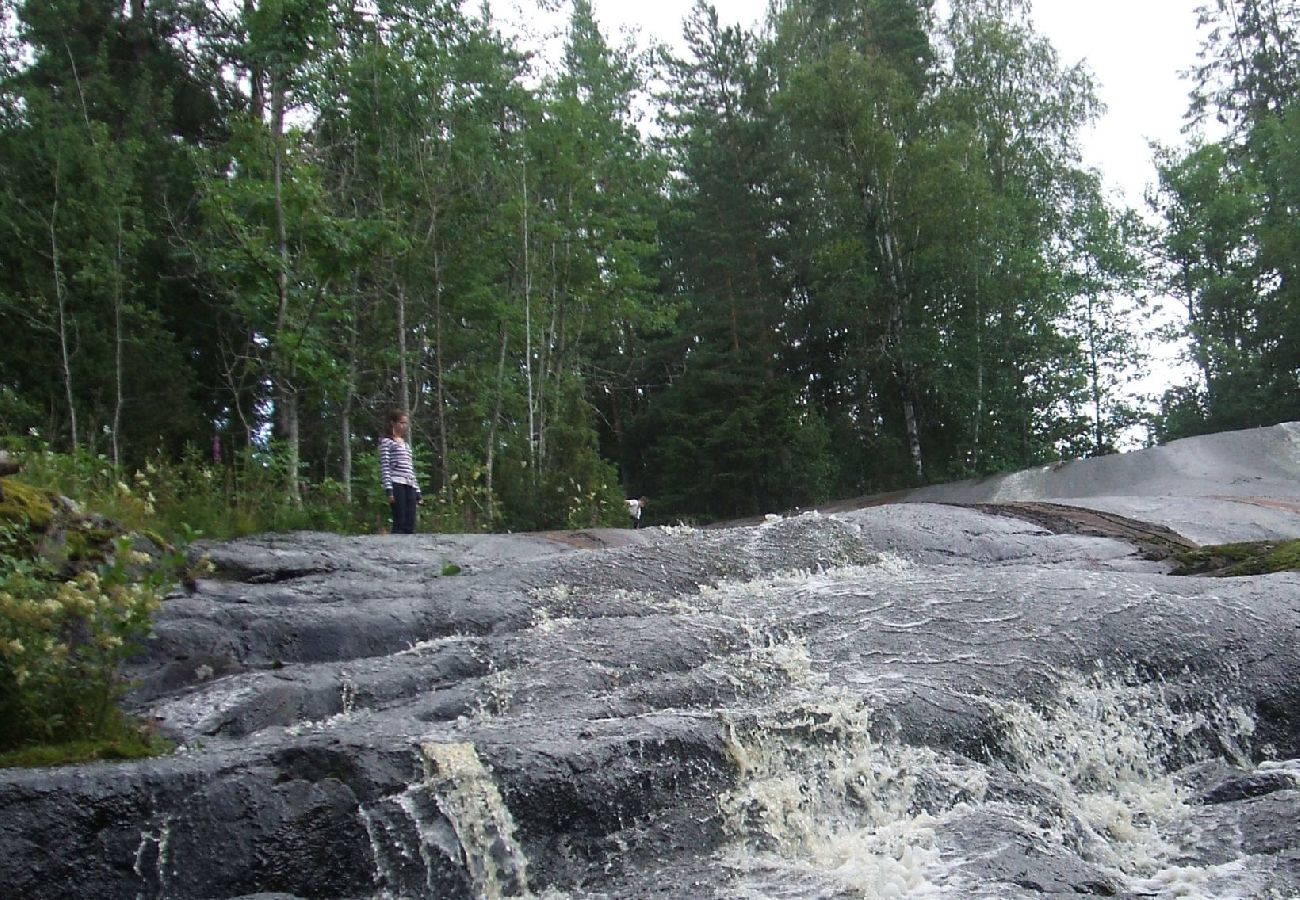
[379,438,395,496]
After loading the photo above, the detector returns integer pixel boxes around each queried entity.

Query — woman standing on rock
[380,409,422,534]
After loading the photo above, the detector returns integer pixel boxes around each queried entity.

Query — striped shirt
[379,437,420,497]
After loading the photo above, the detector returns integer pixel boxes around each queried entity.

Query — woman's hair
[386,408,407,438]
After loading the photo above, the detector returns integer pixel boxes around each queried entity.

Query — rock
[0,448,20,477]
[2,423,1300,899]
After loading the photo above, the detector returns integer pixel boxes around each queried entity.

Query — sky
[576,0,1209,209]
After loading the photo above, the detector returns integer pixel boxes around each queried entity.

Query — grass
[0,731,173,769]
[1172,538,1300,576]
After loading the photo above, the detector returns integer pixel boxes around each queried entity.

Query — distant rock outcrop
[2,423,1300,899]
[0,449,21,478]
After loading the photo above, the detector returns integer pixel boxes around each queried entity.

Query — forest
[2,0,1297,532]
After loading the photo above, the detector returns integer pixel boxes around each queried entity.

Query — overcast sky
[572,0,1208,211]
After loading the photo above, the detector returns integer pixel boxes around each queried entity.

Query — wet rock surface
[3,424,1300,899]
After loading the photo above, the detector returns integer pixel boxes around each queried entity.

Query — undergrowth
[0,471,184,766]
[0,437,624,766]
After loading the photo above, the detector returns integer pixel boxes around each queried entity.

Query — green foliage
[638,361,834,521]
[9,440,379,541]
[539,414,626,531]
[7,0,1286,534]
[490,387,627,532]
[0,478,181,758]
[0,0,221,459]
[0,732,172,769]
[1151,2,1300,441]
[1172,539,1300,577]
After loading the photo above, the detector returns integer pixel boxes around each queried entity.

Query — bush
[0,489,177,758]
[6,438,380,542]
[0,555,161,748]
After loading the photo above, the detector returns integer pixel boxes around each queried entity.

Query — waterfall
[360,742,530,899]
[132,814,175,900]
[716,669,1267,899]
[720,693,954,898]
[9,485,1300,900]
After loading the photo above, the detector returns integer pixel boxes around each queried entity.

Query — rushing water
[339,543,1299,899]
[363,742,528,899]
[5,505,1295,899]
[0,428,1260,898]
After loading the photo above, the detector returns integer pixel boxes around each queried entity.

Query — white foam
[715,657,1275,898]
[720,693,956,898]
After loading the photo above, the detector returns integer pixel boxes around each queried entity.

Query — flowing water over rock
[3,424,1300,899]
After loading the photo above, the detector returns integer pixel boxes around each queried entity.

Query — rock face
[902,420,1300,544]
[0,448,21,477]
[3,424,1300,899]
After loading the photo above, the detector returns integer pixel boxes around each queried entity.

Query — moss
[0,479,55,533]
[141,529,173,554]
[0,732,173,769]
[64,526,116,563]
[1172,539,1300,576]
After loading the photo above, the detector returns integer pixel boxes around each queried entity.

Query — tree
[1059,186,1149,456]
[1188,0,1300,136]
[193,0,346,503]
[514,0,665,523]
[769,0,940,482]
[0,0,221,460]
[633,1,833,521]
[1150,140,1260,429]
[933,0,1116,470]
[1152,0,1300,438]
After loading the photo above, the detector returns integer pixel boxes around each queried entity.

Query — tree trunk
[726,271,741,356]
[522,164,538,478]
[540,298,560,465]
[270,69,299,507]
[1087,290,1104,454]
[50,160,79,452]
[1180,271,1217,404]
[112,209,124,469]
[244,0,265,122]
[340,400,353,506]
[973,279,984,472]
[397,284,410,416]
[877,225,923,481]
[433,255,450,501]
[341,297,358,506]
[486,324,509,528]
[129,0,147,61]
[898,373,923,479]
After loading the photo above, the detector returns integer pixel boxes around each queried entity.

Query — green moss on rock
[2,479,142,577]
[64,526,117,563]
[1172,539,1300,576]
[0,731,173,768]
[0,479,55,533]
[140,529,173,554]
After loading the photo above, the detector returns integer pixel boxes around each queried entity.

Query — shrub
[1,473,180,760]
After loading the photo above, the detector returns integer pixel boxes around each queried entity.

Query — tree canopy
[1,0,1291,528]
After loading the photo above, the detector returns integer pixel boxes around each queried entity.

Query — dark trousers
[390,483,417,534]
